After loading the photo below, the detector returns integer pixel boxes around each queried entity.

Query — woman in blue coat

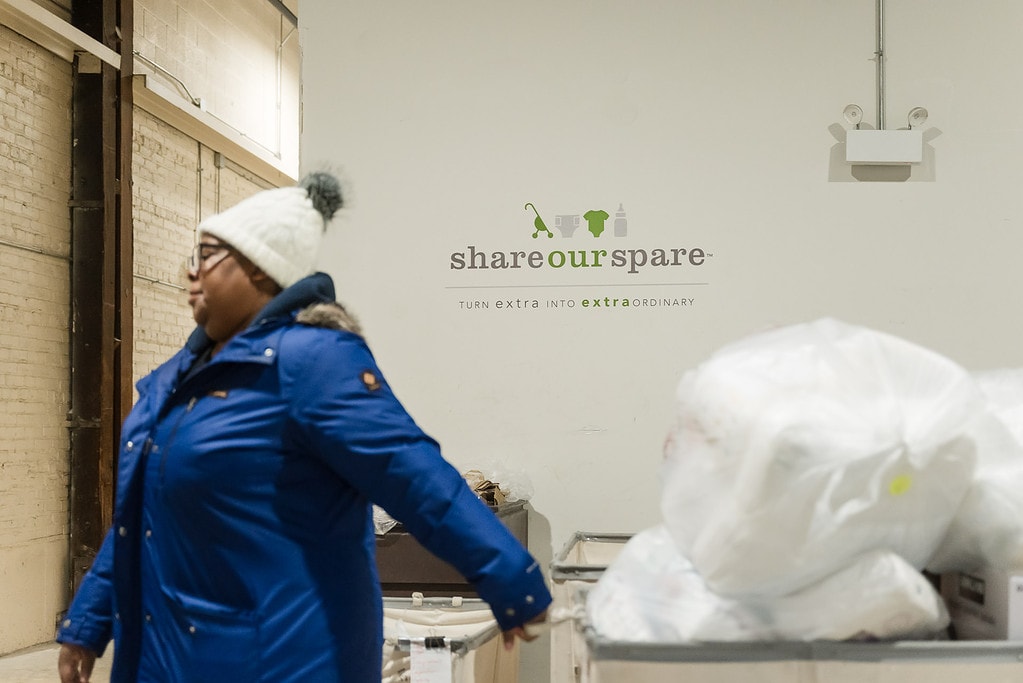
[57,173,551,682]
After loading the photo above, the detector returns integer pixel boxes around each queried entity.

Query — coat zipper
[159,396,199,484]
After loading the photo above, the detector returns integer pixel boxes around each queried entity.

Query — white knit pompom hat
[197,172,343,288]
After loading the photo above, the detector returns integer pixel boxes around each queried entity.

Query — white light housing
[845,129,924,165]
[843,104,864,127]
[908,107,929,129]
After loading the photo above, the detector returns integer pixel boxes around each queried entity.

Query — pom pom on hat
[198,172,343,288]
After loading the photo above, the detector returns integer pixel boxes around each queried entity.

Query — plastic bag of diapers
[927,369,1023,573]
[661,318,983,598]
[586,525,948,642]
[973,367,1023,446]
[585,525,759,642]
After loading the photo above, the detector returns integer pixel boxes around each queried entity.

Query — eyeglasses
[185,242,235,275]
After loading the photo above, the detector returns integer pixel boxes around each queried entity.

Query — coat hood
[185,271,361,354]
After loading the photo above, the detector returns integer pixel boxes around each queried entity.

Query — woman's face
[194,235,267,345]
[186,267,208,326]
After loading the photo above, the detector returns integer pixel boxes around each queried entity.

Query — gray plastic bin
[550,532,632,683]
[377,500,528,597]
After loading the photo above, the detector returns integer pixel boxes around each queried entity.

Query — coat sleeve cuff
[55,618,111,657]
[55,532,115,655]
[475,558,553,631]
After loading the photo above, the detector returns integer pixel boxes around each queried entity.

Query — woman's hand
[58,643,97,683]
[502,609,550,651]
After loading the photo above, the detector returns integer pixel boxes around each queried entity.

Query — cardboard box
[940,567,1023,640]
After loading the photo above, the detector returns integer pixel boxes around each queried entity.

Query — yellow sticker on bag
[889,475,912,496]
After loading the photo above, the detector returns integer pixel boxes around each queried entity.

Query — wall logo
[523,202,619,239]
[448,200,712,311]
[449,201,710,275]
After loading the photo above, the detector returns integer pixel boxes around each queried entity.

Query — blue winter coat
[57,273,551,682]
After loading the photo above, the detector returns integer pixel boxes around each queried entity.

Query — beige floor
[0,643,112,683]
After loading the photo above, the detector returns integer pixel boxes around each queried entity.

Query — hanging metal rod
[875,0,886,130]
[134,50,201,107]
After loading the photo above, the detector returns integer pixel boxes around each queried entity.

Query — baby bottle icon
[614,204,628,237]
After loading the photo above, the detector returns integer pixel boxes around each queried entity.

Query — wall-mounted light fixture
[907,107,928,129]
[843,104,864,129]
[844,0,928,165]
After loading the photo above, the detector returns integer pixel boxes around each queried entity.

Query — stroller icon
[524,202,554,239]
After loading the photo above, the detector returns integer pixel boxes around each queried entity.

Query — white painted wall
[299,0,1023,585]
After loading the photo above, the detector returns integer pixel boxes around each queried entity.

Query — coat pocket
[167,589,261,682]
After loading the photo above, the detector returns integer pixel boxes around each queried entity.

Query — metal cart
[550,532,633,683]
[579,600,1023,683]
[382,595,519,683]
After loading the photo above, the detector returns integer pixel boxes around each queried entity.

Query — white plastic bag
[769,549,949,641]
[373,505,399,535]
[586,525,949,643]
[585,525,762,642]
[974,368,1023,445]
[462,461,534,503]
[662,318,982,597]
[927,370,1023,572]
